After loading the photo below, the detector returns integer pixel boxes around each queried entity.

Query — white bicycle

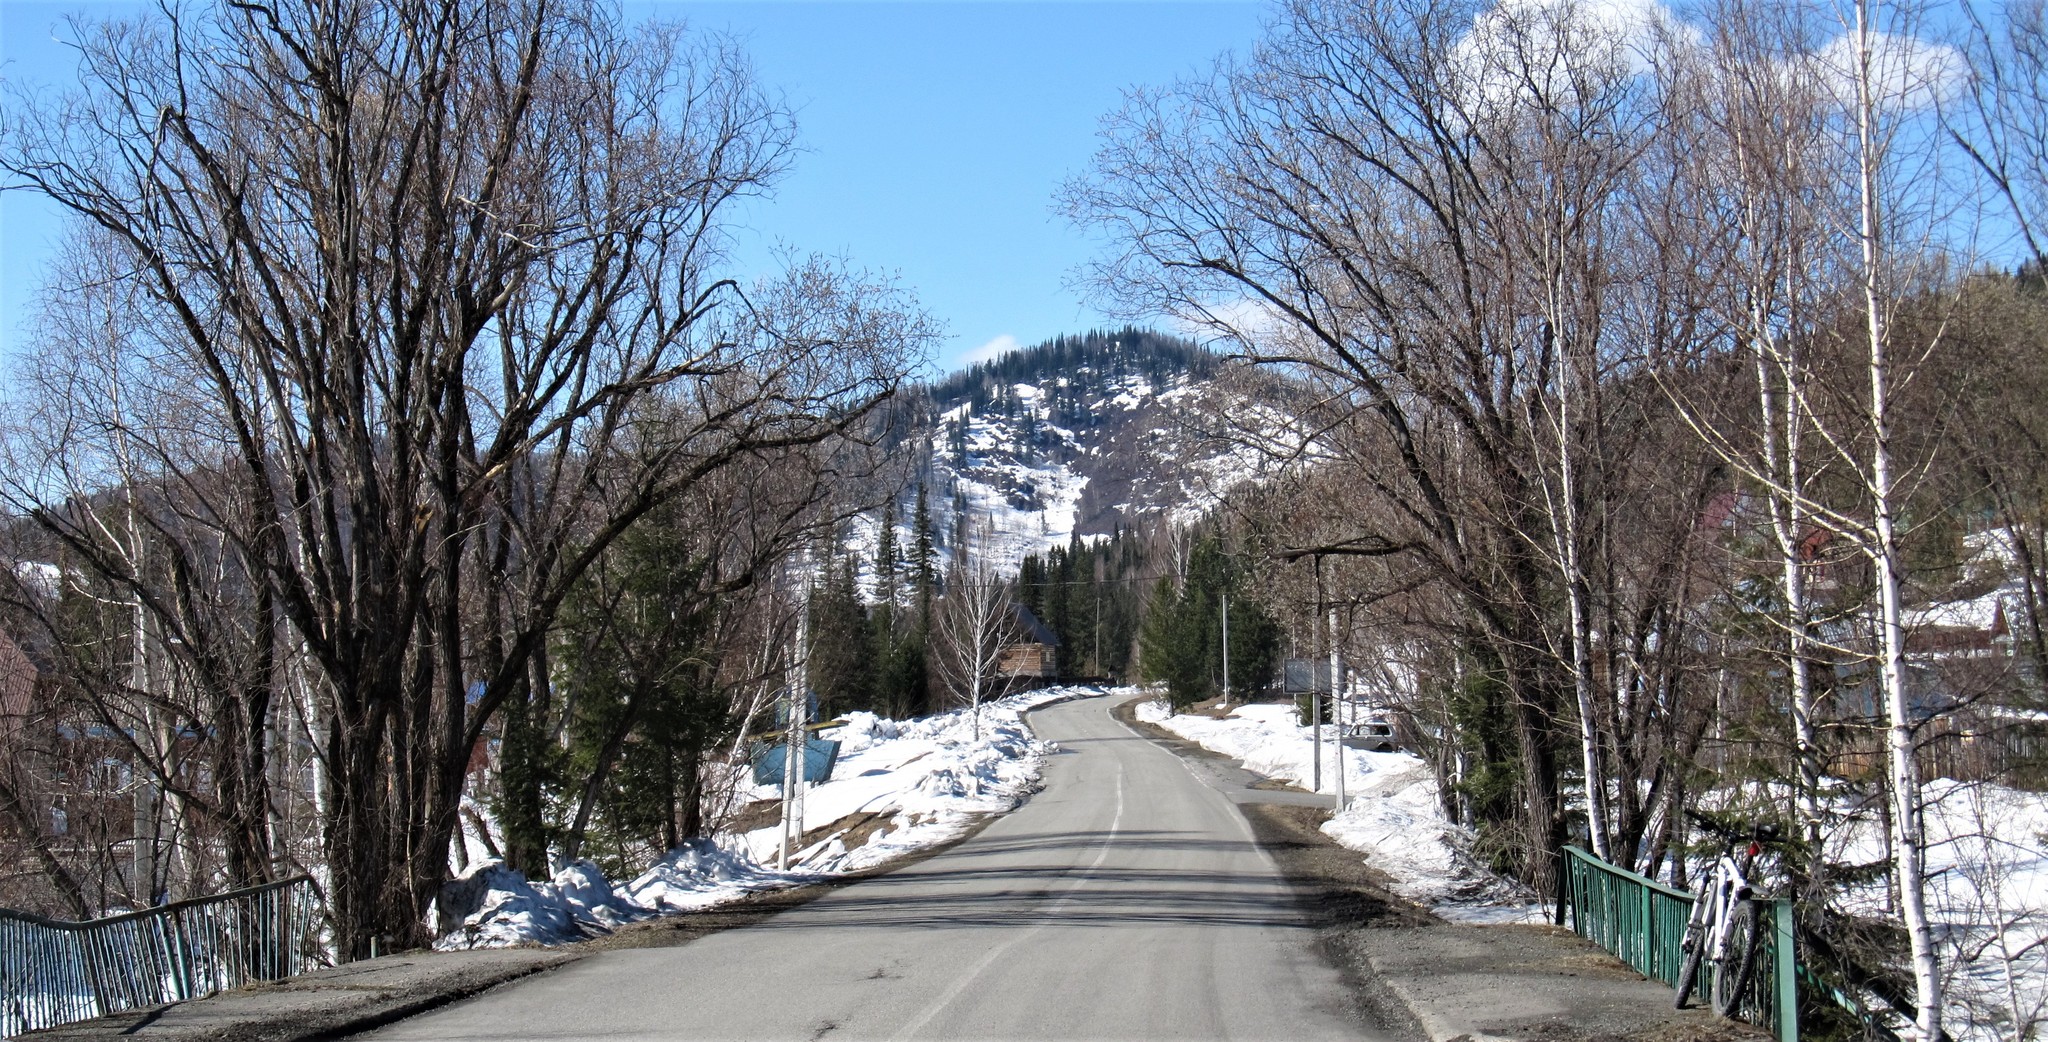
[1673,811,1778,1016]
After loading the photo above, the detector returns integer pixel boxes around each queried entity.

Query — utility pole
[1220,595,1231,709]
[1311,555,1323,794]
[778,557,811,870]
[1330,603,1345,811]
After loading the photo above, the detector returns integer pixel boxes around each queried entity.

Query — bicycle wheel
[1710,898,1764,1017]
[1672,904,1710,1010]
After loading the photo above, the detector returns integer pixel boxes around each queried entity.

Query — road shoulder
[1113,693,1770,1042]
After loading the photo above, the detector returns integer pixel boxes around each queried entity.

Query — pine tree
[1139,577,1209,709]
[808,552,876,715]
[913,482,937,626]
[876,500,901,612]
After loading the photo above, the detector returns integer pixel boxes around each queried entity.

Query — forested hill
[882,328,1264,573]
[926,328,1218,405]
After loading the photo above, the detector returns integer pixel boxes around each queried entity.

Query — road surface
[356,692,1389,1041]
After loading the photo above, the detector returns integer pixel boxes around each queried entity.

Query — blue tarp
[749,738,841,786]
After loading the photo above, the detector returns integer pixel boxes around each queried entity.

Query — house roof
[1009,602,1060,646]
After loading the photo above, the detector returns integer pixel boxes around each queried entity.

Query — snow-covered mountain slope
[861,330,1278,576]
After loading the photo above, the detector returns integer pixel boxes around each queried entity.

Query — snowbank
[735,687,1080,874]
[1821,778,2048,1040]
[1136,699,1542,924]
[434,686,1094,949]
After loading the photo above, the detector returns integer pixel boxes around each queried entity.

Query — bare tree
[932,555,1020,741]
[1953,0,2048,701]
[1654,0,1849,860]
[1064,0,1689,892]
[1955,0,2048,267]
[1,0,927,956]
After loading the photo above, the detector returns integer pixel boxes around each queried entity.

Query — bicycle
[1673,810,1779,1016]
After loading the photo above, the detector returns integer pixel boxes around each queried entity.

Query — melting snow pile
[435,687,1091,950]
[1136,699,1541,923]
[620,839,803,913]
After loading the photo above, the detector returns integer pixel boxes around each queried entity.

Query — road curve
[355,692,1389,1042]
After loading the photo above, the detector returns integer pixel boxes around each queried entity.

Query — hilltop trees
[0,0,928,954]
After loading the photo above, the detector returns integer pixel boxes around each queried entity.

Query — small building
[996,603,1060,681]
[0,627,33,729]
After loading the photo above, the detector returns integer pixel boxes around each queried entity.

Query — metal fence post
[1774,898,1798,1042]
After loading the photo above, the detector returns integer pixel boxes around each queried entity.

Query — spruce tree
[808,551,876,715]
[876,500,901,612]
[553,503,731,870]
[913,482,936,625]
[1139,577,1209,710]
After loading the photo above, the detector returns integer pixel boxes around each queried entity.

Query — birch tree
[1843,6,1955,1028]
[933,558,1019,741]
[1657,0,1846,859]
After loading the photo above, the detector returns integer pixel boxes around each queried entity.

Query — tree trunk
[1853,6,1943,1028]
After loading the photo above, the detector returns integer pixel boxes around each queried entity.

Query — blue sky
[0,0,1266,374]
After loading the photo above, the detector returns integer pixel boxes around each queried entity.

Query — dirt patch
[723,798,782,835]
[798,808,896,853]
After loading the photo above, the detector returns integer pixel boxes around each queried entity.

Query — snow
[11,560,63,599]
[1134,699,1544,924]
[1906,591,2008,632]
[730,688,1081,873]
[433,860,607,950]
[1905,526,2040,634]
[841,366,1274,581]
[433,686,1097,950]
[1820,778,2048,1040]
[621,839,803,913]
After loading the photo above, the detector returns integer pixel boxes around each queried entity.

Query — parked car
[1342,719,1401,752]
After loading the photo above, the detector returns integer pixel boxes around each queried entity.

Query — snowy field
[1817,778,2048,1040]
[433,686,1096,950]
[1134,699,1543,923]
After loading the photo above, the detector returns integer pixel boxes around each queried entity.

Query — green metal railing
[1565,846,1798,1042]
[0,876,322,1038]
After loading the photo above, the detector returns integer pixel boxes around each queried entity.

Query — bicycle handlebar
[1685,808,1781,845]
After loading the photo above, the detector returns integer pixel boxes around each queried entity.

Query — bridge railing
[0,876,322,1038]
[1564,845,1798,1042]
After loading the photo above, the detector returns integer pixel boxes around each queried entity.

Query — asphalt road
[354,692,1389,1042]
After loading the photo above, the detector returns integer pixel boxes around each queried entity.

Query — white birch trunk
[1754,326,1824,853]
[1543,279,1612,863]
[1852,5,1943,1030]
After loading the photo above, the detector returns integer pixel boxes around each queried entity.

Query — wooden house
[996,603,1060,682]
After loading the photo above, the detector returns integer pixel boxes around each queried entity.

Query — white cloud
[1449,0,1685,115]
[1808,29,1961,112]
[1170,296,1285,347]
[959,333,1022,367]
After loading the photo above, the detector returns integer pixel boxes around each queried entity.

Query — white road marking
[890,755,1127,1042]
